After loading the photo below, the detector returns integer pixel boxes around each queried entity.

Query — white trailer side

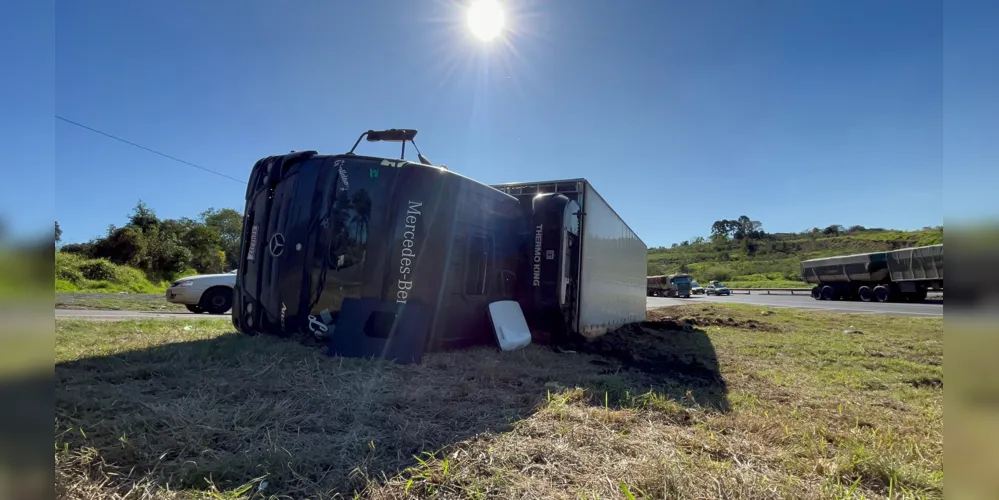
[489,178,648,339]
[577,182,648,338]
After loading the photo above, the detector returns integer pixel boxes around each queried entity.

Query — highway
[646,293,943,317]
[55,293,943,320]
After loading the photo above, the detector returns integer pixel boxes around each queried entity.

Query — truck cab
[667,273,693,298]
[232,130,525,361]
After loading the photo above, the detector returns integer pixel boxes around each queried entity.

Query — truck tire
[820,286,835,301]
[857,286,873,302]
[811,286,821,300]
[873,285,889,303]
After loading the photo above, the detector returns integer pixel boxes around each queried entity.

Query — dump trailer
[647,275,669,296]
[801,244,943,302]
[232,129,525,363]
[491,178,648,340]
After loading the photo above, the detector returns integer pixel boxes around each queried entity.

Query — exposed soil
[908,377,943,389]
[646,307,781,333]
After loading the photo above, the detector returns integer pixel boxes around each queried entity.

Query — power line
[55,115,247,184]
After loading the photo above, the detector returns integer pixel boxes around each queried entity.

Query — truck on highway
[646,273,692,298]
[801,244,943,303]
[232,130,647,362]
[491,178,648,340]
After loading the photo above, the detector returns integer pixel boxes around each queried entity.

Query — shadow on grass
[54,319,727,497]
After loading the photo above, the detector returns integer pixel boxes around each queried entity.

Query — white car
[166,270,237,314]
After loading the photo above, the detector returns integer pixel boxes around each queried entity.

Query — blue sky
[6,1,992,246]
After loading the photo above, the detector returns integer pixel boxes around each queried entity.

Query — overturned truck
[801,244,943,302]
[232,130,647,363]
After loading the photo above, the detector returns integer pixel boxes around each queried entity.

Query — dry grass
[54,304,942,499]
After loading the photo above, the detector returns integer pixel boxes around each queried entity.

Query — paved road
[646,293,943,317]
[55,309,230,321]
[56,292,943,320]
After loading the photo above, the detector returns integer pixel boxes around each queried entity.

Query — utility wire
[55,115,247,184]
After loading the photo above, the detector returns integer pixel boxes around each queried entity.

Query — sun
[467,0,505,41]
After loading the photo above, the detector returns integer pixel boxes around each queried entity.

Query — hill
[647,218,943,288]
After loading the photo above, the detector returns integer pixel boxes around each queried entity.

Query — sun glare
[467,0,505,41]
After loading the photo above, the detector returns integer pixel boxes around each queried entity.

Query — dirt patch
[908,377,943,389]
[646,308,780,333]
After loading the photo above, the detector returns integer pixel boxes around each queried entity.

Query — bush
[704,266,734,281]
[55,253,86,284]
[55,251,165,294]
[79,259,119,282]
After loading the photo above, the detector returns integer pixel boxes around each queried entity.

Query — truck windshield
[305,157,390,314]
[673,276,691,284]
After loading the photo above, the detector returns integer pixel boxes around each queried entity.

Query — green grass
[55,304,943,499]
[649,227,944,287]
[55,252,182,294]
[55,292,188,312]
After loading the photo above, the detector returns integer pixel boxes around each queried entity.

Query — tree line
[56,201,243,281]
[649,215,920,253]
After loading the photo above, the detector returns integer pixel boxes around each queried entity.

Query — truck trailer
[801,244,943,302]
[490,178,648,340]
[232,130,647,363]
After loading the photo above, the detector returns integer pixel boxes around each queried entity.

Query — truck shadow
[54,321,727,497]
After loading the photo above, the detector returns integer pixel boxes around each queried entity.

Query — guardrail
[727,288,812,295]
[725,288,943,297]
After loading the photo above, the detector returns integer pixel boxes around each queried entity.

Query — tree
[55,221,62,244]
[200,208,243,270]
[129,201,159,234]
[710,220,733,241]
[92,226,147,266]
[60,242,94,256]
[733,215,764,240]
[822,224,843,236]
[693,236,705,245]
[184,224,225,274]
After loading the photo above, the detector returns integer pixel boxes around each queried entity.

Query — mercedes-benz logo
[268,233,285,257]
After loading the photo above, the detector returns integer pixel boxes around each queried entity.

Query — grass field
[55,304,943,499]
[55,292,188,312]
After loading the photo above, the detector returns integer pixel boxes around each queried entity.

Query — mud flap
[326,297,431,365]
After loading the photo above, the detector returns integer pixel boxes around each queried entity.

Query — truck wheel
[811,286,821,300]
[857,286,873,302]
[873,286,889,303]
[820,286,835,300]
